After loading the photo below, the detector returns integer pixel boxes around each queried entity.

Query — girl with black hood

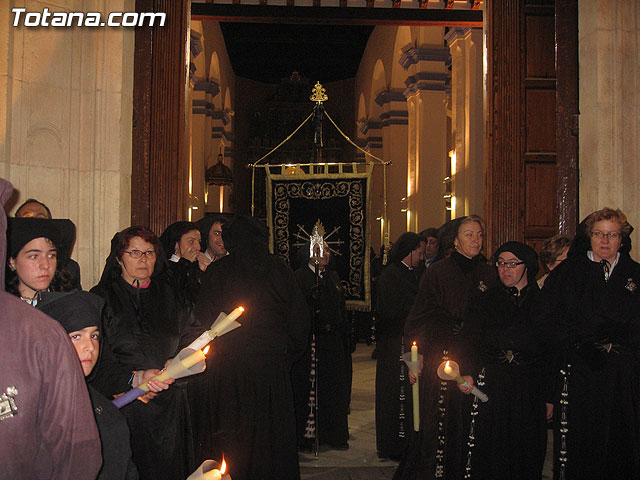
[540,208,640,480]
[38,290,139,480]
[90,226,201,480]
[460,241,548,480]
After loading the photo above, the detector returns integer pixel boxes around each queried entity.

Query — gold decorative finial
[310,81,328,104]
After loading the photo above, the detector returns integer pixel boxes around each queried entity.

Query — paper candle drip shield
[187,459,231,480]
[186,307,244,352]
[437,360,489,402]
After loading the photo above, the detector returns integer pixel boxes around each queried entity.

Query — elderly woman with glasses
[90,226,201,480]
[540,208,640,480]
[459,241,549,480]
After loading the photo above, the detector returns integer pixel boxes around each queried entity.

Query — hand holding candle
[112,346,210,408]
[411,342,420,431]
[402,342,423,432]
[437,360,488,402]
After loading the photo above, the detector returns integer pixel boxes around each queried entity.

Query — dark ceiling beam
[192,4,482,26]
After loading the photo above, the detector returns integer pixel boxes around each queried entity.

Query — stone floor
[300,343,554,480]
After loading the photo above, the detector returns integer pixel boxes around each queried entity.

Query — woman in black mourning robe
[540,208,640,480]
[192,215,310,480]
[461,241,547,480]
[375,232,426,460]
[393,215,496,480]
[89,226,201,480]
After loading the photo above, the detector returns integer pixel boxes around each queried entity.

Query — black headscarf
[492,241,539,284]
[388,232,424,264]
[37,290,105,381]
[38,290,104,334]
[438,217,467,255]
[7,217,75,261]
[159,221,198,260]
[222,215,270,267]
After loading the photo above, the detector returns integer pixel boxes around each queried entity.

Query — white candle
[211,306,244,336]
[411,341,420,431]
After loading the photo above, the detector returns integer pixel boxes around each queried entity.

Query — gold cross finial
[310,81,328,104]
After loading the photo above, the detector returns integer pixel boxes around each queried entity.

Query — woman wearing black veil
[192,215,310,480]
[393,215,496,480]
[89,226,200,480]
[540,208,640,480]
[460,241,548,479]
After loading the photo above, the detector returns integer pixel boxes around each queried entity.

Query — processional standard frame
[248,81,392,267]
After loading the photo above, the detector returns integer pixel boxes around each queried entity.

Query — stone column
[0,1,135,288]
[445,28,484,218]
[401,46,449,231]
[376,90,408,241]
[579,0,639,258]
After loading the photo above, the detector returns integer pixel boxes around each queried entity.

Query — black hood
[389,232,424,264]
[222,215,270,267]
[37,290,104,381]
[492,241,539,284]
[7,217,75,261]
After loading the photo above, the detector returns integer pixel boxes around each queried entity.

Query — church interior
[1,0,638,291]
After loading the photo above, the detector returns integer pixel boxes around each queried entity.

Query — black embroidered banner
[266,166,372,310]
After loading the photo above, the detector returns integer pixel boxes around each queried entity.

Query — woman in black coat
[461,241,548,480]
[375,232,426,460]
[393,215,497,480]
[89,226,201,480]
[540,208,640,480]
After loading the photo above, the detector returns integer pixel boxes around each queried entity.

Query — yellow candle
[411,341,420,431]
[212,306,245,336]
[203,469,221,480]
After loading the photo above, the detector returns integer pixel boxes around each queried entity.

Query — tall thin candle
[411,341,420,431]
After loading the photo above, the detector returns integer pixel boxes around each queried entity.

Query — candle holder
[187,459,231,480]
[437,360,488,402]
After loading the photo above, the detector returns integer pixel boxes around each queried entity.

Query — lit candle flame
[412,341,416,346]
[238,306,244,312]
[444,360,452,375]
[220,459,226,474]
[203,345,210,356]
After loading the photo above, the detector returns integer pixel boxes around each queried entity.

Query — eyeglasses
[123,250,156,259]
[591,231,621,240]
[496,261,525,269]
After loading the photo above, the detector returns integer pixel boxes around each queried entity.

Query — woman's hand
[196,251,211,271]
[408,357,423,384]
[133,369,174,392]
[457,375,474,394]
